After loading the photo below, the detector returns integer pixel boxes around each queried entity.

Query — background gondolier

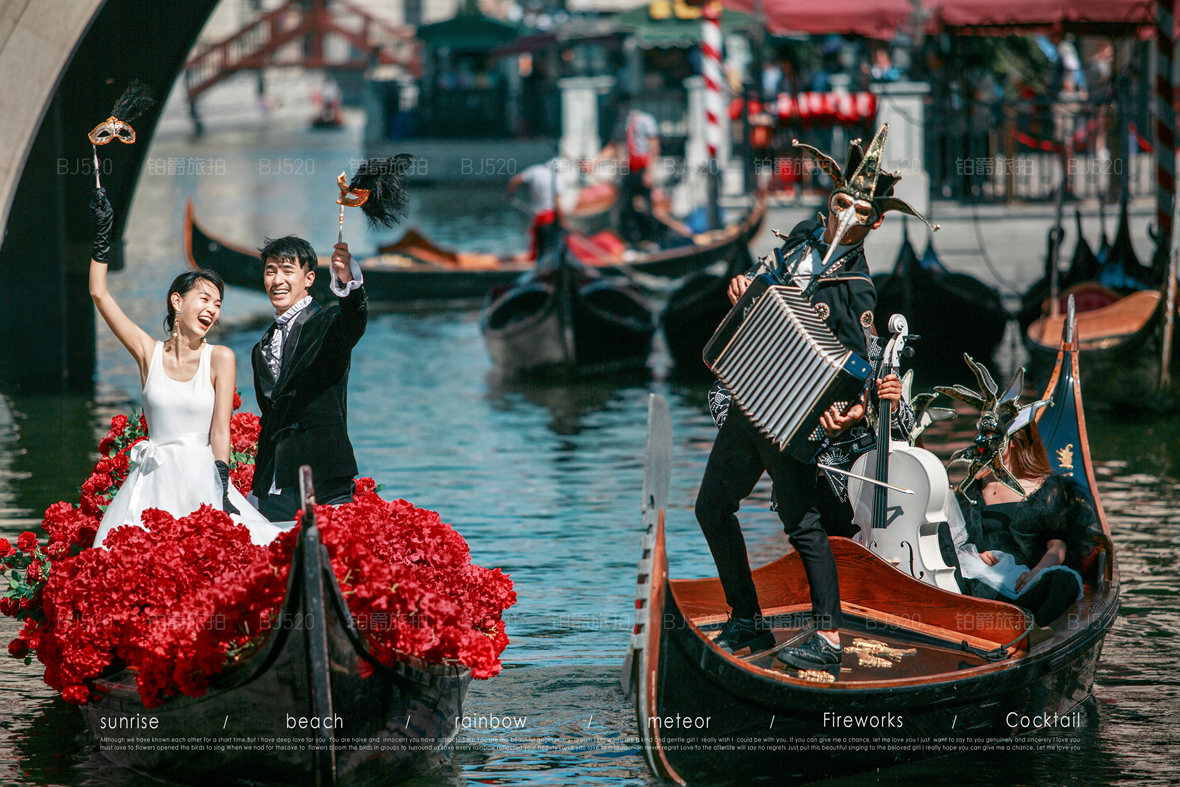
[584,94,660,246]
[696,125,939,671]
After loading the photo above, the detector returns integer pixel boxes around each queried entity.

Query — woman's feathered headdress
[935,355,1050,496]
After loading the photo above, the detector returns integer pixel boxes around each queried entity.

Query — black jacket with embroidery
[746,216,877,357]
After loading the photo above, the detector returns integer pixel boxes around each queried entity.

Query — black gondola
[80,469,470,785]
[1023,194,1179,407]
[185,197,765,308]
[625,298,1118,785]
[872,229,1010,369]
[1018,209,1104,333]
[480,249,656,377]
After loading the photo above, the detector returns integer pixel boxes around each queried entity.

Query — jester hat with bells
[794,123,939,271]
[935,355,1050,497]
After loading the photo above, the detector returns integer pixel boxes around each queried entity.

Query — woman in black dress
[954,424,1096,626]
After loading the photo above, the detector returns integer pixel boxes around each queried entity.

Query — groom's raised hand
[331,242,353,285]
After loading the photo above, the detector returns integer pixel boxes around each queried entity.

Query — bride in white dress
[88,188,287,547]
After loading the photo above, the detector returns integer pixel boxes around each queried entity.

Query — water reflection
[0,124,1177,785]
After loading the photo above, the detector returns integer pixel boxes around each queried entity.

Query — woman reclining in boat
[949,424,1096,626]
[87,187,287,548]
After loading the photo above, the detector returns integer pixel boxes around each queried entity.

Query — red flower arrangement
[1,398,515,707]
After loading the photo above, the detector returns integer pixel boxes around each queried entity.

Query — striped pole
[702,1,723,226]
[701,2,723,161]
[1155,0,1175,274]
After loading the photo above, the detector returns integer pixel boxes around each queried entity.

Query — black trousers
[256,475,355,522]
[695,407,843,629]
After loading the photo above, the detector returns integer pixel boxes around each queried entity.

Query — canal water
[1,121,1178,785]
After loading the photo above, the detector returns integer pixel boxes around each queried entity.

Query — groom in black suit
[250,236,366,521]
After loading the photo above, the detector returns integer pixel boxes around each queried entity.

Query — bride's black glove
[215,460,239,515]
[89,187,113,263]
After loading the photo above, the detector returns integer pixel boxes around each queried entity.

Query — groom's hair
[259,236,317,272]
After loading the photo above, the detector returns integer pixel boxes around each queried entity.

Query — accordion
[702,276,872,463]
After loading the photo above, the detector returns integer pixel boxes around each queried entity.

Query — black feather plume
[109,80,156,124]
[348,155,412,229]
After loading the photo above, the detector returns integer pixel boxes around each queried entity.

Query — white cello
[845,315,961,593]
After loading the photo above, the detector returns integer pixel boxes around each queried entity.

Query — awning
[932,0,1159,34]
[617,3,753,47]
[723,0,913,40]
[416,13,521,52]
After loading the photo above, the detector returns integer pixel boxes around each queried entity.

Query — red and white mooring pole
[701,1,724,226]
[701,2,723,163]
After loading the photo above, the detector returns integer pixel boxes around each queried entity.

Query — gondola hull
[1025,289,1178,408]
[80,493,471,785]
[482,260,655,377]
[185,197,765,308]
[647,570,1112,785]
[628,300,1119,785]
[873,241,1009,371]
[661,268,737,377]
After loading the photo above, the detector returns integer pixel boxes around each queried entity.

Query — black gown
[957,474,1096,625]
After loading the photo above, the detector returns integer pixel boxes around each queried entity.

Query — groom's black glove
[215,460,239,515]
[89,187,114,263]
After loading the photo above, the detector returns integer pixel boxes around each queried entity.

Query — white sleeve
[329,254,364,297]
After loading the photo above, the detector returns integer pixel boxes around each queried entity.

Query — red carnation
[229,464,254,495]
[232,390,242,410]
[27,561,43,582]
[111,414,128,432]
[16,531,38,553]
[8,638,29,659]
[61,684,89,705]
[0,538,12,558]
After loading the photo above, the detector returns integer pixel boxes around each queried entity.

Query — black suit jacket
[251,287,367,496]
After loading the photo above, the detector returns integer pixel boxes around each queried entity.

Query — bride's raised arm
[87,187,155,380]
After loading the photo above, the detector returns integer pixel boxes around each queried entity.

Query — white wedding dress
[93,342,289,548]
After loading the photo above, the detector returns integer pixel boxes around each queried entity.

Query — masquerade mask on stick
[934,355,1050,496]
[794,123,939,271]
[87,80,156,189]
[335,155,412,242]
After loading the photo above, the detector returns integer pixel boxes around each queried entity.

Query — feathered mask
[935,355,1050,496]
[336,155,412,238]
[794,124,938,269]
[89,80,155,146]
[87,80,156,188]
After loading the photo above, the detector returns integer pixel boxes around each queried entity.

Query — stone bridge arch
[0,0,220,392]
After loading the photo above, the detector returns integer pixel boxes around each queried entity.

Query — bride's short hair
[164,269,225,332]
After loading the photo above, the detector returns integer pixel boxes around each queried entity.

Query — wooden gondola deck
[672,531,1114,689]
[629,296,1120,785]
[1029,289,1161,351]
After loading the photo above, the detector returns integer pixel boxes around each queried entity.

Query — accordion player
[703,274,873,464]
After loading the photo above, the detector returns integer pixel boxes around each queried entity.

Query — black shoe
[776,633,843,670]
[714,614,775,654]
